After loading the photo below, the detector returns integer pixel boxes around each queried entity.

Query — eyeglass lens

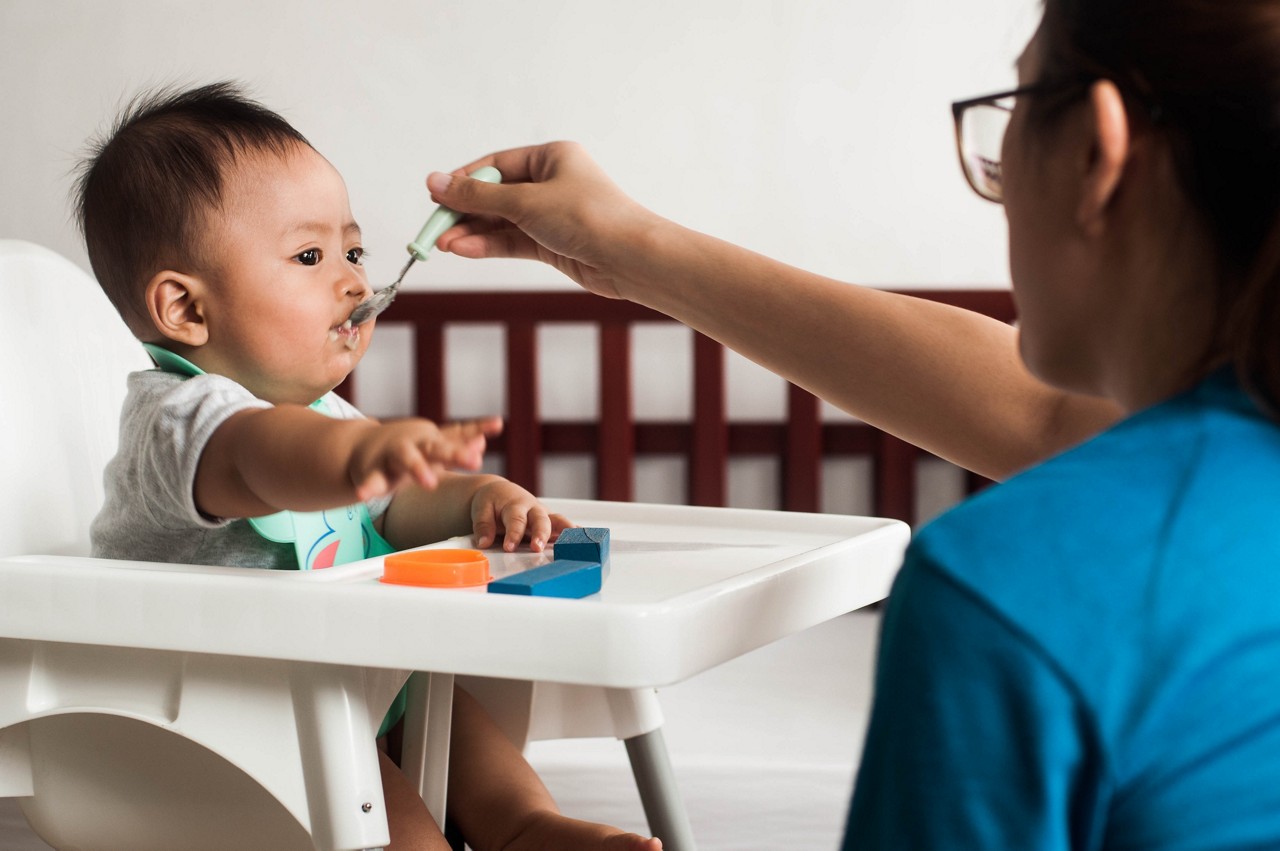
[959,102,1012,202]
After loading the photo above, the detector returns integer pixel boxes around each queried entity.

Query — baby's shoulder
[124,369,258,412]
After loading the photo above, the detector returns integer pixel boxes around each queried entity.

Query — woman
[429,0,1280,845]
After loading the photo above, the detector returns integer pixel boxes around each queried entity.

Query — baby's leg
[379,748,452,851]
[447,685,662,851]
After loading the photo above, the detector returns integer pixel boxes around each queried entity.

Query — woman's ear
[1077,79,1131,236]
[145,270,209,347]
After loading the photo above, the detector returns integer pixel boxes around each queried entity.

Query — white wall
[0,0,1038,514]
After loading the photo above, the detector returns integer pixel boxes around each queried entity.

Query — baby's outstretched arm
[380,474,572,553]
[193,406,501,520]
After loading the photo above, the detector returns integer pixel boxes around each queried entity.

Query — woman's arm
[627,223,1121,479]
[429,143,1122,480]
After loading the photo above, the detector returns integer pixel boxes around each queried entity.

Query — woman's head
[1015,0,1280,410]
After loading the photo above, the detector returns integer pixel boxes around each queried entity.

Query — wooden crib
[340,289,1015,524]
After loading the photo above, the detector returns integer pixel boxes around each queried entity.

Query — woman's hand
[469,478,573,552]
[427,141,663,300]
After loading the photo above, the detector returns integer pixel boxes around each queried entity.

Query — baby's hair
[72,82,311,336]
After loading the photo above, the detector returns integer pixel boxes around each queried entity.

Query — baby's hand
[348,417,502,501]
[470,479,572,552]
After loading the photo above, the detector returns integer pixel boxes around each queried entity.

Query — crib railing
[340,289,1015,524]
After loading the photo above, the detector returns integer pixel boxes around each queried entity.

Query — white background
[1,0,1036,514]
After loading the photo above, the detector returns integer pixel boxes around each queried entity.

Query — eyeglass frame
[950,78,1096,204]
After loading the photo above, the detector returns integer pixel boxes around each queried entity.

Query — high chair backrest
[0,240,150,557]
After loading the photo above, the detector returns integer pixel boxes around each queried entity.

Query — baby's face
[195,144,373,405]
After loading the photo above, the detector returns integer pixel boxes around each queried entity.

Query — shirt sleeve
[132,373,271,529]
[842,549,1103,851]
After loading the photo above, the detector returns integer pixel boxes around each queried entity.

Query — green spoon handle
[407,166,502,261]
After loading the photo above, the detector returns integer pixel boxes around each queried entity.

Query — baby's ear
[145,270,209,347]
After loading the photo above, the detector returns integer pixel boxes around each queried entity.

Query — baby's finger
[354,469,390,502]
[383,442,436,491]
[499,504,530,553]
[405,451,440,491]
[472,500,499,550]
[547,517,577,543]
[526,506,552,552]
[421,432,484,470]
[447,417,504,439]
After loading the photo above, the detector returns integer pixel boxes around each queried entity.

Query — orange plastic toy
[380,549,492,588]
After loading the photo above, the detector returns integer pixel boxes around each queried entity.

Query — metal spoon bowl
[347,166,502,326]
[348,256,413,326]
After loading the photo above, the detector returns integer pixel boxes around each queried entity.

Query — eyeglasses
[951,80,1091,204]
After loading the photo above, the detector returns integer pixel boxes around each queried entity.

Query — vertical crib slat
[875,433,916,524]
[506,323,541,494]
[598,323,634,501]
[690,333,727,506]
[416,323,446,421]
[965,470,993,496]
[785,385,822,512]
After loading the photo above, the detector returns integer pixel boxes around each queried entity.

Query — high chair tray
[0,500,908,689]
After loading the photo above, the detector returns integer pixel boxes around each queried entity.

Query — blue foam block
[488,559,603,598]
[554,527,610,565]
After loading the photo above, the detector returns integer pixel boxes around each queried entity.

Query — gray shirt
[91,370,389,570]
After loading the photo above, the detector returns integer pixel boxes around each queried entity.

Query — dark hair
[1038,0,1280,411]
[72,82,311,336]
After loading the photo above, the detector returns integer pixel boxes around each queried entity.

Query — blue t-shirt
[844,371,1280,849]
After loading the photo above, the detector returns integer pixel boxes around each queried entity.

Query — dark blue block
[554,527,610,565]
[488,559,602,598]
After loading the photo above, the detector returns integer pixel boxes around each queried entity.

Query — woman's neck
[1095,231,1220,413]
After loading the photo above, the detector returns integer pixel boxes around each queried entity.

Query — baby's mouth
[329,319,360,351]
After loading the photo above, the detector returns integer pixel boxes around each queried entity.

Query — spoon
[347,165,502,326]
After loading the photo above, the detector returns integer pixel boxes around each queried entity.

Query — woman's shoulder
[921,371,1278,566]
[909,372,1280,666]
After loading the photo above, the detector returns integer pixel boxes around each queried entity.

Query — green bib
[142,344,396,570]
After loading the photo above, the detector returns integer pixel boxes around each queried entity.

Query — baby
[75,82,659,851]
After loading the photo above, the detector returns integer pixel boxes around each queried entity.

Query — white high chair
[0,239,692,850]
[0,238,915,851]
[0,239,378,850]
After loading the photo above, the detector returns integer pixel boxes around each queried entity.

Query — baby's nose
[341,272,371,301]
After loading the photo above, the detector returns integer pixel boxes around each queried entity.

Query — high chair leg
[625,726,697,851]
[399,671,456,829]
[291,662,396,851]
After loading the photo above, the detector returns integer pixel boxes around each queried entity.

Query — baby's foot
[504,810,662,851]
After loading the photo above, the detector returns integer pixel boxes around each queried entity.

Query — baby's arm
[379,473,572,553]
[193,405,500,520]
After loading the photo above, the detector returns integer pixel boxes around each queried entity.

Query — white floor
[0,610,881,851]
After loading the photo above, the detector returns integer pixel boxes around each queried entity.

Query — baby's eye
[346,247,365,265]
[296,248,321,266]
